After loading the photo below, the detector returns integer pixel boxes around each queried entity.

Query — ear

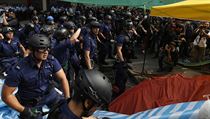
[84,99,94,109]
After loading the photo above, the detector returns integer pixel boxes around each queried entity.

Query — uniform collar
[27,54,47,69]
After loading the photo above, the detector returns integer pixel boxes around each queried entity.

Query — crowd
[0,3,210,119]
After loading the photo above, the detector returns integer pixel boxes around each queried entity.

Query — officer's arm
[19,43,28,57]
[0,33,4,40]
[116,46,124,62]
[55,68,70,98]
[69,28,81,43]
[2,13,9,26]
[1,84,24,112]
[85,50,92,69]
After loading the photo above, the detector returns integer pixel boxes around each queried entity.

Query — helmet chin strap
[32,51,43,63]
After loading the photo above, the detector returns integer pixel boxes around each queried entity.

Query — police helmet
[79,15,86,21]
[25,23,35,32]
[75,10,81,16]
[40,25,54,36]
[32,16,39,21]
[88,16,97,22]
[110,10,115,14]
[2,27,14,35]
[63,21,76,30]
[124,11,132,18]
[47,16,54,22]
[76,69,112,104]
[28,34,50,50]
[53,27,69,41]
[59,15,68,23]
[90,21,101,28]
[124,20,133,30]
[105,15,112,20]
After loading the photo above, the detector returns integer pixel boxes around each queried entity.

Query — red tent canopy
[109,74,210,114]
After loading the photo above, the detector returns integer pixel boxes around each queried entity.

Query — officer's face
[34,48,50,60]
[33,19,39,24]
[91,27,99,35]
[5,32,14,40]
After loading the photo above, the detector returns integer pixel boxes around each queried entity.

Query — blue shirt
[0,38,21,71]
[116,34,125,46]
[5,54,62,100]
[100,23,112,34]
[34,24,41,33]
[83,33,97,60]
[51,39,74,67]
[0,38,21,58]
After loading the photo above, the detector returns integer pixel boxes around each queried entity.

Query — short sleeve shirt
[4,54,62,99]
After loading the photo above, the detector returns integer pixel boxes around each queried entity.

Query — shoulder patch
[48,55,54,59]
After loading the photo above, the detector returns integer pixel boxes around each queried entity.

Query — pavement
[100,49,205,89]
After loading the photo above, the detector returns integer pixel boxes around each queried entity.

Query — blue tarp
[93,101,208,119]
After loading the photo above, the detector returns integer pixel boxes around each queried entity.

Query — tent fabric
[150,0,210,21]
[62,0,182,9]
[109,74,210,115]
[94,100,209,119]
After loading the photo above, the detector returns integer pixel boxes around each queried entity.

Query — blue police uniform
[98,23,113,62]
[34,24,41,33]
[80,26,90,38]
[0,38,21,72]
[116,34,125,46]
[82,33,97,68]
[113,34,129,97]
[53,101,81,119]
[4,54,64,118]
[116,34,132,61]
[51,39,74,67]
[101,23,112,34]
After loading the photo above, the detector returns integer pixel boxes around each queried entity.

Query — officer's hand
[0,33,4,40]
[19,107,41,119]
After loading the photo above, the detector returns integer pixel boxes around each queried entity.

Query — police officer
[58,15,68,27]
[16,22,36,49]
[116,20,134,63]
[47,69,112,119]
[77,15,86,28]
[63,21,81,74]
[51,27,81,68]
[82,21,101,69]
[63,21,76,35]
[100,15,114,60]
[0,27,26,73]
[113,21,134,97]
[31,16,41,34]
[1,34,70,119]
[51,27,81,81]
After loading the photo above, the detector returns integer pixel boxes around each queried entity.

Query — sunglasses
[36,48,50,53]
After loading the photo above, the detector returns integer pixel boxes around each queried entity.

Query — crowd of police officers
[1,3,208,119]
[0,4,149,119]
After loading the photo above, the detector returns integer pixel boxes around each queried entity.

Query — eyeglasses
[36,48,50,53]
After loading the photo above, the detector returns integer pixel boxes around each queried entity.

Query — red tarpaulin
[109,74,210,115]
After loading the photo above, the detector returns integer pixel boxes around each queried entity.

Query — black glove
[19,107,41,119]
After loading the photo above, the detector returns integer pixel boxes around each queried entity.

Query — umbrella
[151,0,210,21]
